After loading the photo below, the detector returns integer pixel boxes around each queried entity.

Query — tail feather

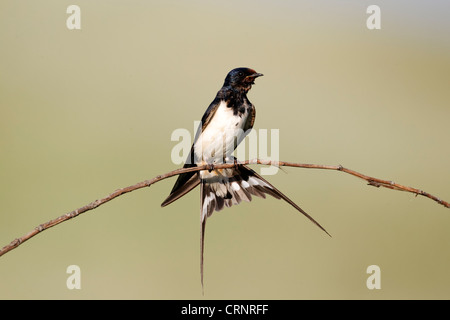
[199,164,330,292]
[247,166,331,237]
[199,164,330,234]
[200,213,206,295]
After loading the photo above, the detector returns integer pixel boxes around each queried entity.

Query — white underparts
[194,100,249,164]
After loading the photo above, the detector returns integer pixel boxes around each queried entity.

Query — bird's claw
[233,159,240,170]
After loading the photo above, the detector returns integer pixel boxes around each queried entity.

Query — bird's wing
[243,104,256,132]
[161,98,222,207]
[236,104,255,148]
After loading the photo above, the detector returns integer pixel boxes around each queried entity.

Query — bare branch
[0,159,448,258]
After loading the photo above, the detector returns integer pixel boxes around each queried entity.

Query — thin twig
[0,159,448,258]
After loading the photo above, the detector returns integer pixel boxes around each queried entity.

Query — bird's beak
[245,73,263,84]
[249,73,264,78]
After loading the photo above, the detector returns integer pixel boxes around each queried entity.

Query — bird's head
[224,67,263,92]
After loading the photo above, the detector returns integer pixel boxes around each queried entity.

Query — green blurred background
[0,0,449,299]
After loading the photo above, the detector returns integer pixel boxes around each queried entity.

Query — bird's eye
[238,72,243,77]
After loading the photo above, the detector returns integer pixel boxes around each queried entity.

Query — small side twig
[0,159,448,258]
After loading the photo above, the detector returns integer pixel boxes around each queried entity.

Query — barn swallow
[161,67,329,291]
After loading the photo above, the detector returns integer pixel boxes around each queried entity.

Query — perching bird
[161,67,329,290]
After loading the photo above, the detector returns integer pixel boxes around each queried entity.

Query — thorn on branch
[65,209,79,219]
[367,180,381,188]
